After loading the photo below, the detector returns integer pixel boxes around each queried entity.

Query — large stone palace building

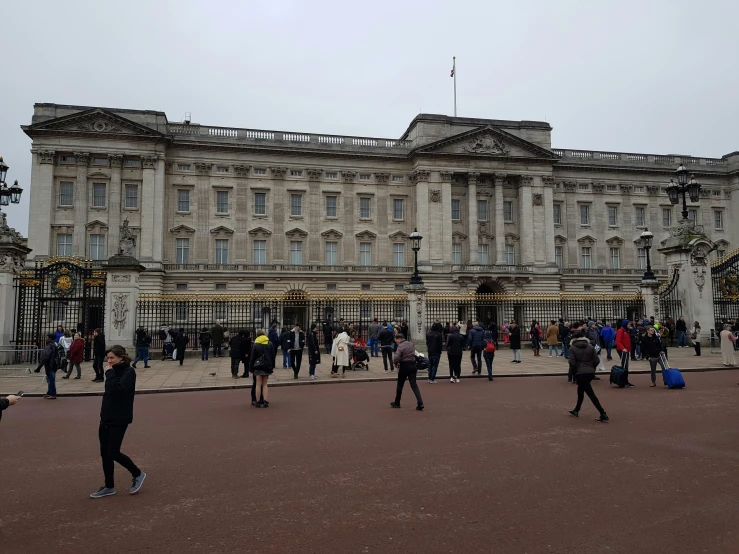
[22,103,738,295]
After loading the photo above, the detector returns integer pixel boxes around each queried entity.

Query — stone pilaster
[72,153,90,257]
[152,156,166,264]
[729,178,739,248]
[108,155,123,254]
[439,172,452,264]
[405,284,427,341]
[413,170,431,264]
[29,150,55,258]
[105,253,145,348]
[193,162,212,263]
[270,167,287,262]
[640,279,660,321]
[0,213,31,348]
[542,176,556,266]
[518,175,534,265]
[494,174,506,265]
[467,173,479,264]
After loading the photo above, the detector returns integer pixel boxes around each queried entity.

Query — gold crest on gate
[721,272,739,302]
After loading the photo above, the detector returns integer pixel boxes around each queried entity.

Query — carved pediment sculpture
[234,165,251,177]
[463,134,510,155]
[306,168,322,181]
[23,108,166,140]
[321,229,344,239]
[564,182,577,193]
[210,225,235,236]
[355,230,377,240]
[647,185,661,196]
[389,231,410,241]
[285,227,309,239]
[248,226,272,238]
[592,183,605,194]
[452,231,468,241]
[270,167,287,179]
[577,235,597,246]
[119,218,137,255]
[429,189,441,202]
[532,194,544,206]
[342,171,356,183]
[605,236,624,246]
[170,224,196,235]
[620,184,633,195]
[375,173,390,184]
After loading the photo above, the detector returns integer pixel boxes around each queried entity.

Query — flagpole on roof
[452,56,457,117]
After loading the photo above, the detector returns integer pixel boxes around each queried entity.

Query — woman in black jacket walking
[92,328,107,382]
[249,332,275,407]
[446,327,464,383]
[307,324,321,380]
[90,345,146,498]
[568,333,608,422]
[174,328,188,366]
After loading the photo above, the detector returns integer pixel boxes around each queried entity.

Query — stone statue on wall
[119,218,136,256]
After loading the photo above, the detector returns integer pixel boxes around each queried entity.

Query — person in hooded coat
[331,330,351,377]
[568,331,608,422]
[445,327,464,382]
[509,322,522,363]
[174,328,189,366]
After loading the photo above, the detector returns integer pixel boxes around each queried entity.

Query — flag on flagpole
[450,66,454,77]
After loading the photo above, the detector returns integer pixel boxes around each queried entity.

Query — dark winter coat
[100,362,136,425]
[174,333,188,360]
[94,333,107,358]
[279,330,291,351]
[322,323,333,341]
[676,319,687,332]
[568,337,600,376]
[229,334,246,359]
[210,324,224,344]
[509,327,522,350]
[426,330,443,356]
[446,329,465,356]
[307,330,321,365]
[199,331,212,348]
[68,338,84,364]
[286,330,305,350]
[268,328,279,348]
[468,325,486,348]
[40,342,60,372]
[378,328,394,348]
[135,331,150,348]
[641,334,663,359]
[248,341,274,375]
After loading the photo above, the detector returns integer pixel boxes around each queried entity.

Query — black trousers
[381,347,394,371]
[470,346,482,372]
[574,374,605,414]
[93,355,104,379]
[99,423,140,489]
[291,350,303,376]
[394,363,423,406]
[447,353,462,378]
[231,358,247,376]
[694,342,701,356]
[251,375,264,403]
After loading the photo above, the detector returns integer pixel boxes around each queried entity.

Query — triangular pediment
[355,230,377,240]
[554,234,568,245]
[452,231,468,240]
[606,236,624,246]
[170,224,196,234]
[389,231,409,240]
[85,220,108,229]
[412,125,558,160]
[577,235,597,245]
[23,108,165,140]
[210,225,234,235]
[285,227,309,238]
[248,226,272,237]
[321,228,344,239]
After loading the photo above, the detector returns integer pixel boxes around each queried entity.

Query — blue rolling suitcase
[610,365,627,388]
[661,353,685,389]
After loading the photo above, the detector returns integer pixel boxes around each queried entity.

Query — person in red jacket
[63,332,85,380]
[615,320,635,387]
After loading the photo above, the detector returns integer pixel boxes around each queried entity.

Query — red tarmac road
[2,371,739,554]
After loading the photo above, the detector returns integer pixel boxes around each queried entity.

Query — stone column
[307,169,322,262]
[728,180,738,248]
[658,228,716,333]
[152,156,166,264]
[28,150,55,258]
[405,283,427,341]
[271,167,287,262]
[105,253,145,349]
[518,175,534,265]
[108,155,123,254]
[542,176,556,266]
[439,172,453,264]
[413,170,431,264]
[140,156,159,260]
[467,173,479,264]
[640,279,660,321]
[494,174,506,265]
[72,153,90,257]
[0,214,31,348]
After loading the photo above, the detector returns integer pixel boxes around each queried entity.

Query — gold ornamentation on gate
[721,272,739,302]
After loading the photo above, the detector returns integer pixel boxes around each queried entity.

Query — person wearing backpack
[482,326,496,381]
[39,334,61,399]
[199,327,212,361]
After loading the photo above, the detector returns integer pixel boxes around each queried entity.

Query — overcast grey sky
[1,0,737,234]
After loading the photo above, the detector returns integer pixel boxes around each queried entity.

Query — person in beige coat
[720,324,736,366]
[546,320,560,357]
[331,331,351,377]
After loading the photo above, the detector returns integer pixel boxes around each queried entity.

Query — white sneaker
[548,355,553,357]
[455,378,460,383]
[450,377,455,383]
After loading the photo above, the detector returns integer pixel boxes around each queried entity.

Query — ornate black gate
[712,248,739,331]
[658,267,682,321]
[14,257,106,360]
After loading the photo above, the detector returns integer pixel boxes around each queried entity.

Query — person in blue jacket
[601,321,616,361]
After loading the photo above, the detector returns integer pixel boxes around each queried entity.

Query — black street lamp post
[409,228,423,285]
[0,157,23,209]
[666,164,701,221]
[638,228,655,281]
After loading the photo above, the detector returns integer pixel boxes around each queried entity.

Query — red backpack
[484,339,496,353]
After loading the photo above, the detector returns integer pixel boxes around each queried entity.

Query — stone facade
[22,104,738,295]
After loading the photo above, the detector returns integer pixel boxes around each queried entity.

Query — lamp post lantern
[666,164,701,221]
[0,157,23,211]
[409,228,423,285]
[639,228,655,281]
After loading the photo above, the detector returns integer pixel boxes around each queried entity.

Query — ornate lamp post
[409,228,423,285]
[666,165,701,222]
[0,157,23,210]
[638,228,656,281]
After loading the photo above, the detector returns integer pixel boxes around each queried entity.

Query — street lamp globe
[640,228,654,249]
[687,175,701,203]
[0,157,8,184]
[666,179,680,205]
[0,183,10,206]
[676,164,689,186]
[410,228,423,252]
[9,180,22,204]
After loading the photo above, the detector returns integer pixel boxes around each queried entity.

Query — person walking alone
[482,326,496,381]
[446,326,464,382]
[509,322,522,363]
[132,327,151,370]
[39,334,60,399]
[567,332,608,422]
[174,328,188,366]
[307,323,320,380]
[425,322,443,384]
[331,328,351,377]
[90,345,146,498]
[690,321,702,356]
[199,327,212,361]
[279,327,292,369]
[389,334,424,410]
[378,322,395,373]
[615,320,635,387]
[720,324,736,366]
[92,328,107,382]
[530,321,542,357]
[546,320,560,357]
[289,324,305,379]
[468,321,485,375]
[601,321,616,361]
[249,332,274,407]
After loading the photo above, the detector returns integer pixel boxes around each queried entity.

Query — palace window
[584,285,593,292]
[505,245,515,266]
[395,284,404,291]
[360,197,371,219]
[634,185,645,193]
[177,164,191,171]
[325,172,337,179]
[553,204,561,225]
[610,247,621,269]
[555,245,563,268]
[325,242,338,265]
[216,166,229,173]
[59,182,74,206]
[89,234,106,261]
[613,285,622,292]
[712,189,722,197]
[451,199,461,221]
[477,199,488,222]
[359,174,371,181]
[253,240,266,264]
[290,170,303,177]
[57,234,72,256]
[662,208,672,227]
[478,243,489,264]
[688,209,698,223]
[216,191,229,214]
[290,194,302,217]
[452,243,462,265]
[93,157,108,165]
[578,183,590,191]
[608,206,618,227]
[92,183,106,208]
[176,284,188,291]
[124,159,141,167]
[637,248,647,269]
[392,175,404,183]
[215,283,227,291]
[579,204,590,225]
[361,284,371,291]
[325,196,337,218]
[393,243,405,267]
[359,242,372,266]
[289,241,303,265]
[714,210,724,230]
[393,198,404,220]
[503,201,514,222]
[215,239,229,264]
[581,247,592,268]
[178,189,190,212]
[254,283,265,291]
[59,155,75,164]
[717,249,726,259]
[635,206,646,227]
[327,283,337,291]
[176,238,190,264]
[254,192,266,215]
[125,185,138,209]
[253,168,266,175]
[606,184,617,192]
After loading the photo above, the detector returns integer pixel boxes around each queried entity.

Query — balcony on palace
[162,263,414,273]
[560,268,669,276]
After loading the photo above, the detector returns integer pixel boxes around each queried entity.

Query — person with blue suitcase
[642,327,667,387]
